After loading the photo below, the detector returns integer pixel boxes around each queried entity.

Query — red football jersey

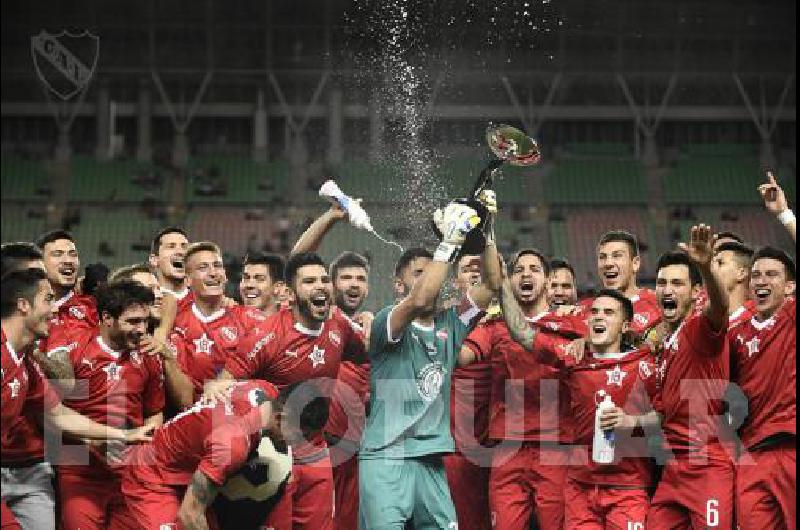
[40,291,99,357]
[128,381,278,487]
[580,288,662,337]
[729,299,796,450]
[449,360,493,453]
[227,307,366,389]
[533,332,659,487]
[325,360,370,443]
[1,330,59,445]
[169,303,268,398]
[463,312,587,443]
[1,356,51,465]
[655,314,729,452]
[163,287,194,314]
[695,288,757,317]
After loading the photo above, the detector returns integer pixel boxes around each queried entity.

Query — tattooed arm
[32,346,75,395]
[499,278,539,351]
[178,470,220,530]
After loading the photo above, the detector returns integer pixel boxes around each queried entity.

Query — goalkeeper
[118,381,293,530]
[359,193,502,529]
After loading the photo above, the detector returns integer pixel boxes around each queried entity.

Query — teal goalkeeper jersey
[360,300,480,459]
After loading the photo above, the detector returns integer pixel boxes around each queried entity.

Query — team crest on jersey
[8,378,21,398]
[193,333,215,355]
[417,362,445,402]
[69,306,86,320]
[638,360,653,380]
[436,329,449,341]
[247,332,275,360]
[328,330,342,347]
[634,313,648,327]
[745,337,761,358]
[220,326,238,342]
[546,322,561,332]
[309,345,326,368]
[606,364,627,387]
[103,362,122,382]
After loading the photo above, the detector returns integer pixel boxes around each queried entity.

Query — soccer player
[148,227,191,308]
[463,249,586,530]
[53,280,165,530]
[213,252,367,530]
[358,198,501,529]
[1,269,154,529]
[711,242,756,327]
[444,253,493,530]
[239,252,286,316]
[502,288,659,529]
[547,257,579,307]
[109,263,165,322]
[604,225,733,529]
[1,242,45,276]
[164,242,267,409]
[582,231,661,337]
[729,247,796,529]
[290,202,375,530]
[119,380,289,530]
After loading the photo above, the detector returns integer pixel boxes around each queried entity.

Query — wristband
[778,209,796,226]
[434,242,460,263]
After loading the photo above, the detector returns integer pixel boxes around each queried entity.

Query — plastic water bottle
[592,391,617,464]
[319,180,373,231]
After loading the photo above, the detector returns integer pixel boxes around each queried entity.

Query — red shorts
[263,451,335,530]
[443,451,491,530]
[736,439,796,530]
[330,442,359,530]
[488,442,574,530]
[647,448,734,530]
[565,478,649,530]
[58,467,137,530]
[119,474,218,530]
[1,501,21,530]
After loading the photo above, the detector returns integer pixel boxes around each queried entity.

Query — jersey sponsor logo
[328,330,342,347]
[606,364,627,387]
[193,333,215,355]
[416,361,445,402]
[247,332,275,360]
[745,337,760,358]
[309,345,326,368]
[47,341,78,360]
[68,306,86,320]
[8,377,21,398]
[220,326,238,343]
[545,321,561,332]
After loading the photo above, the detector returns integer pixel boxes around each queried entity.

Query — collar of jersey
[729,305,747,323]
[750,313,776,330]
[591,350,632,360]
[411,321,435,333]
[5,340,23,365]
[294,322,322,337]
[192,303,225,324]
[54,290,75,310]
[525,311,549,323]
[96,336,122,359]
[163,287,189,300]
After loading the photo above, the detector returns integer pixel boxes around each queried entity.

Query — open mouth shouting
[518,279,537,301]
[660,297,679,319]
[170,257,186,277]
[58,264,77,284]
[602,269,620,287]
[754,287,772,306]
[342,288,363,308]
[307,290,331,319]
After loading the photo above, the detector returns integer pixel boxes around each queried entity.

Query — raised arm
[178,470,219,530]
[759,171,796,243]
[291,205,347,255]
[500,278,539,352]
[679,224,729,331]
[467,190,502,309]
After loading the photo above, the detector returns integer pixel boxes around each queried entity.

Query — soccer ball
[219,437,292,502]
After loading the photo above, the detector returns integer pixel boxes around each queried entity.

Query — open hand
[678,224,715,267]
[123,424,155,444]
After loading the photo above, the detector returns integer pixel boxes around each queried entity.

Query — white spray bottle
[592,391,617,464]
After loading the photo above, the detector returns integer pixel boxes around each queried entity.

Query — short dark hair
[109,263,153,283]
[549,257,575,279]
[1,242,43,276]
[330,252,370,282]
[715,231,744,244]
[715,242,755,268]
[598,230,640,257]
[150,226,188,255]
[508,248,551,276]
[243,252,286,283]
[594,288,635,322]
[95,280,156,320]
[277,382,330,437]
[657,251,702,286]
[184,242,222,270]
[752,246,796,281]
[394,248,433,278]
[35,229,75,250]
[285,252,327,288]
[1,268,48,319]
